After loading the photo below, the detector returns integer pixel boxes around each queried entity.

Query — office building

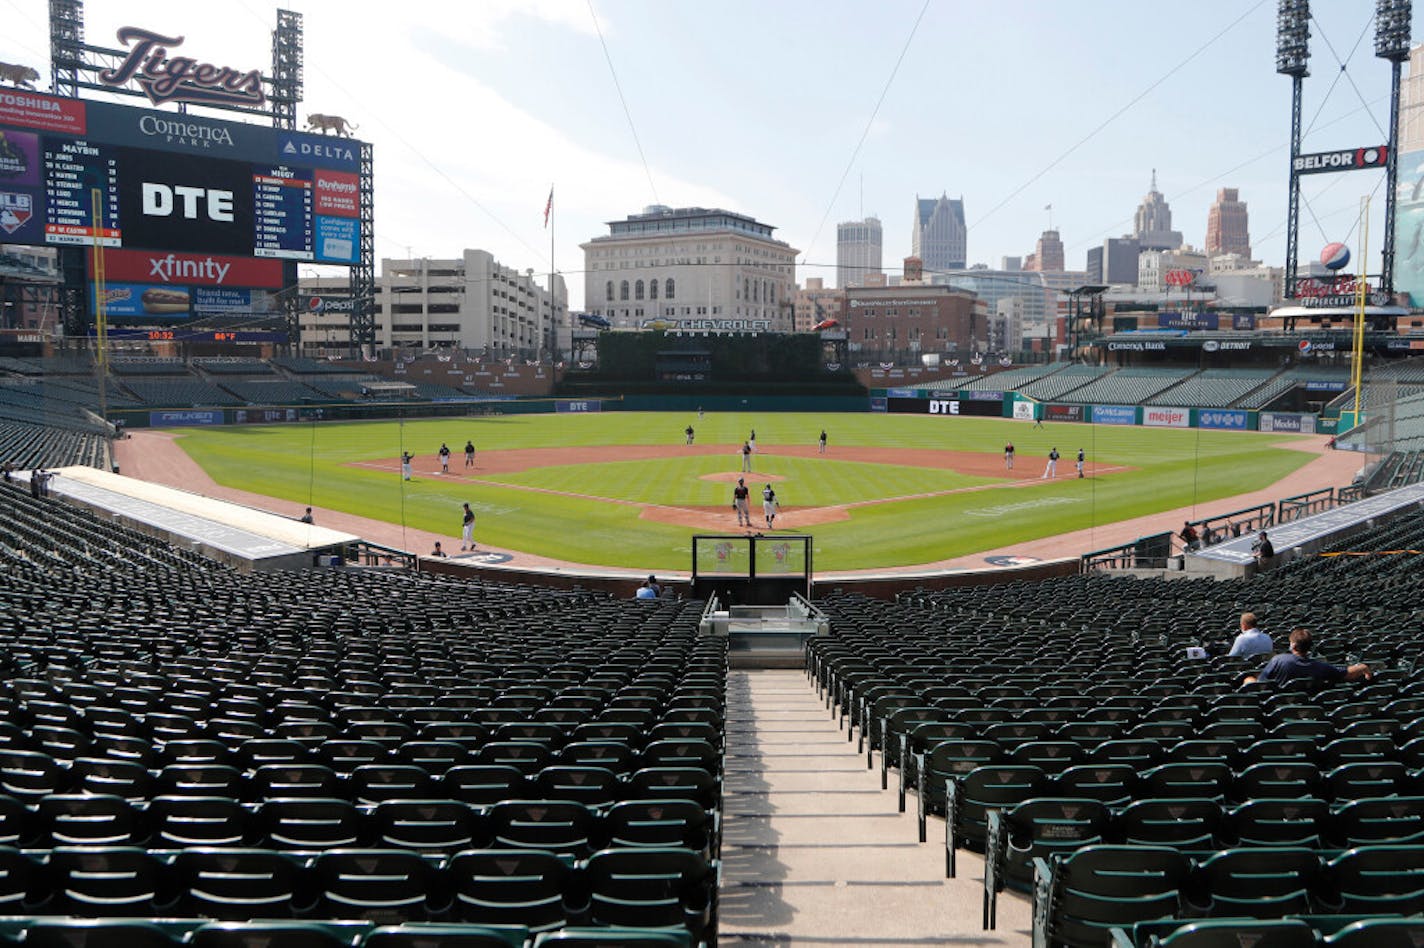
[581,205,797,332]
[1205,188,1251,258]
[911,194,967,272]
[298,249,565,354]
[1023,229,1065,272]
[836,216,883,288]
[843,274,985,359]
[792,278,845,333]
[1133,170,1183,251]
[1086,237,1141,285]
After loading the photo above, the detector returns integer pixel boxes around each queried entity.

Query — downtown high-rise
[911,194,967,273]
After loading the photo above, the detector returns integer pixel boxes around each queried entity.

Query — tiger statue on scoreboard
[306,114,358,137]
[0,63,40,89]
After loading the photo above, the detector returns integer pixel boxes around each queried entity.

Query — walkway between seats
[717,669,1031,946]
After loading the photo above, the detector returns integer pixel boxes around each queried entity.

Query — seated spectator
[299,507,314,524]
[430,542,448,558]
[1249,628,1371,685]
[1253,531,1275,567]
[1227,612,1272,658]
[635,581,657,600]
[647,575,663,597]
[1179,521,1199,551]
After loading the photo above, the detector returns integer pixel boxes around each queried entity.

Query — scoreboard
[0,89,362,266]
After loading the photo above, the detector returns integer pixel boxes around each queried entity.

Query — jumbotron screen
[0,89,364,323]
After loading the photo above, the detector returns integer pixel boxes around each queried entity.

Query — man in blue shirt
[1256,628,1371,684]
[1227,612,1273,658]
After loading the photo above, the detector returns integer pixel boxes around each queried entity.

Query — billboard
[1197,409,1249,431]
[1090,405,1137,426]
[1143,406,1190,428]
[0,90,363,265]
[1043,404,1084,422]
[1159,311,1219,331]
[1396,147,1424,307]
[1260,412,1317,434]
[886,396,1001,417]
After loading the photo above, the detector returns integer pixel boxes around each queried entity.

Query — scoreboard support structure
[350,141,376,354]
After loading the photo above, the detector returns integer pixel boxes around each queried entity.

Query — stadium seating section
[0,480,725,944]
[809,506,1424,947]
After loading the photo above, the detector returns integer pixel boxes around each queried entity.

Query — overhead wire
[971,0,1268,232]
[801,0,932,265]
[586,0,660,207]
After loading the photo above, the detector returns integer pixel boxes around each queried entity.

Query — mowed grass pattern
[172,412,1315,570]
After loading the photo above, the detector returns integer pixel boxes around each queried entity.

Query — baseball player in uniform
[762,484,778,529]
[439,443,451,474]
[1043,447,1060,479]
[464,441,476,468]
[401,452,414,480]
[1076,448,1085,478]
[460,502,475,551]
[1004,441,1015,470]
[733,478,751,527]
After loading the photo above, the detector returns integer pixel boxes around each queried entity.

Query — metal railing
[1277,486,1339,523]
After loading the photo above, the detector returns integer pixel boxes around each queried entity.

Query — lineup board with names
[252,165,314,260]
[42,139,121,246]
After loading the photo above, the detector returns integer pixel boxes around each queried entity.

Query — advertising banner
[1197,409,1249,431]
[193,287,275,315]
[92,282,190,320]
[0,90,86,135]
[1159,311,1219,331]
[1260,412,1316,434]
[234,408,298,424]
[1012,401,1036,421]
[315,216,358,263]
[1143,406,1190,428]
[1232,314,1256,330]
[887,397,1000,417]
[1044,404,1084,422]
[1090,405,1137,426]
[1395,151,1424,307]
[960,389,1004,402]
[885,388,918,399]
[96,248,284,289]
[556,399,602,413]
[150,409,222,427]
[869,397,888,412]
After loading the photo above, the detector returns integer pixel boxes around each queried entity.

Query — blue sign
[1091,405,1137,426]
[314,216,358,263]
[869,397,888,412]
[276,132,361,172]
[1159,311,1220,331]
[150,409,223,427]
[92,282,190,320]
[885,388,918,399]
[1198,409,1249,431]
[960,390,1004,402]
[1232,314,1256,330]
[556,399,602,413]
[1305,381,1348,392]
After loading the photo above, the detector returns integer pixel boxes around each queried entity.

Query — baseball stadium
[8,3,1424,948]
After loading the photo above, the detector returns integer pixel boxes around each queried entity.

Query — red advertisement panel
[0,90,87,135]
[313,169,359,217]
[93,248,284,288]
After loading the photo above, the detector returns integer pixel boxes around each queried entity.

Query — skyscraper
[1023,229,1064,272]
[911,194,967,272]
[1133,170,1183,251]
[836,216,883,288]
[1205,188,1251,258]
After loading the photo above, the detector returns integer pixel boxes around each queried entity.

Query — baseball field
[165,411,1320,571]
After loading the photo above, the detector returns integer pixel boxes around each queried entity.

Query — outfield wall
[874,387,1326,434]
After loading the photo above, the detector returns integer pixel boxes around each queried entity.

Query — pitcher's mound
[700,471,786,483]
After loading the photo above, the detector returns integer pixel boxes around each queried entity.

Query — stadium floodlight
[1375,0,1412,61]
[1276,0,1311,76]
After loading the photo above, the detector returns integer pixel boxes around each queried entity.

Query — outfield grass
[171,412,1316,570]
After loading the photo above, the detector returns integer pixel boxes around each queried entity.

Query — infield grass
[172,412,1317,570]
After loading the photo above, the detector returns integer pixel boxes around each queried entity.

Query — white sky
[3,0,1423,307]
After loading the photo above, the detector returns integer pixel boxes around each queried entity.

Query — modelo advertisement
[1143,406,1191,428]
[887,396,1001,417]
[1197,409,1249,431]
[1090,405,1137,425]
[1260,412,1317,434]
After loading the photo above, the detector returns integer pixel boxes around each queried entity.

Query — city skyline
[1,0,1421,307]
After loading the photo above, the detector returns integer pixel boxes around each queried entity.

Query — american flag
[543,186,554,228]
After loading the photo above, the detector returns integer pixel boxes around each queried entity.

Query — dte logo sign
[141,183,234,221]
[927,400,961,415]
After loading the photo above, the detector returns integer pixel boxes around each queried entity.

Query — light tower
[1376,0,1412,295]
[1276,0,1310,299]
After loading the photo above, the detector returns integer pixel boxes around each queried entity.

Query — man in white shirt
[1227,612,1273,658]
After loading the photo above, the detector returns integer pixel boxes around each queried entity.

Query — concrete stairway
[716,669,1031,946]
